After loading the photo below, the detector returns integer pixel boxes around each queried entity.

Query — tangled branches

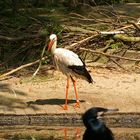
[0,3,140,79]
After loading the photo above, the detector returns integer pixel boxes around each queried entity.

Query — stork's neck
[51,40,57,54]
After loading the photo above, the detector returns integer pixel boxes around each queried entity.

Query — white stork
[48,34,93,110]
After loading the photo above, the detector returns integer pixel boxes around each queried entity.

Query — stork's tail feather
[83,68,94,83]
[68,65,94,83]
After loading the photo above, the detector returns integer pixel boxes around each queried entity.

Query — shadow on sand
[27,98,85,106]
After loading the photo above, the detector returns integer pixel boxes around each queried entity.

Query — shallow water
[0,126,140,140]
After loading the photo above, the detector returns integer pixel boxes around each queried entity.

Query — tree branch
[114,34,140,42]
[65,33,100,50]
[31,39,48,79]
[80,48,140,62]
[0,56,48,79]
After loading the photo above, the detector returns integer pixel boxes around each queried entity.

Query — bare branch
[80,48,140,62]
[32,39,48,79]
[127,21,140,31]
[0,56,48,80]
[65,33,100,50]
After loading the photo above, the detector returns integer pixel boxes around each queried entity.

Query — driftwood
[0,56,48,79]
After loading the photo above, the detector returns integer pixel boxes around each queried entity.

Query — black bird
[82,107,118,140]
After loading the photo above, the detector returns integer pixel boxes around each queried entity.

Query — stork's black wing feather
[68,65,93,83]
[78,56,86,66]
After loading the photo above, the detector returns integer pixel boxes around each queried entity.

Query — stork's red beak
[48,40,54,51]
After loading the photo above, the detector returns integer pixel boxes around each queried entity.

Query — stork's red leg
[63,77,69,110]
[71,77,80,108]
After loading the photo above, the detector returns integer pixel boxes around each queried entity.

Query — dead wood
[100,31,126,34]
[62,25,94,34]
[113,23,140,31]
[92,39,114,62]
[0,56,48,79]
[127,21,140,31]
[80,48,140,62]
[65,33,100,50]
[32,39,48,79]
[114,34,140,42]
[109,58,127,71]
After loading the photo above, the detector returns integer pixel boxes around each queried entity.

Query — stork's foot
[62,104,68,110]
[74,102,80,109]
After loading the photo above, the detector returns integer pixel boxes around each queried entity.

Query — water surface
[0,126,140,140]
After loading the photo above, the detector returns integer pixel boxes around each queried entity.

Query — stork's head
[48,34,57,51]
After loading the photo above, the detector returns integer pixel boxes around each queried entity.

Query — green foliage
[110,42,122,49]
[7,15,30,28]
[0,0,11,13]
[0,7,63,70]
[37,17,62,35]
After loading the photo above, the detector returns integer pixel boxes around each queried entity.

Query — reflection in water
[0,127,140,140]
[63,128,81,140]
[0,127,82,140]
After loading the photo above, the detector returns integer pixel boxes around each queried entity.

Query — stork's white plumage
[48,34,93,110]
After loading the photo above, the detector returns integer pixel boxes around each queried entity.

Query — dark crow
[82,107,118,140]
